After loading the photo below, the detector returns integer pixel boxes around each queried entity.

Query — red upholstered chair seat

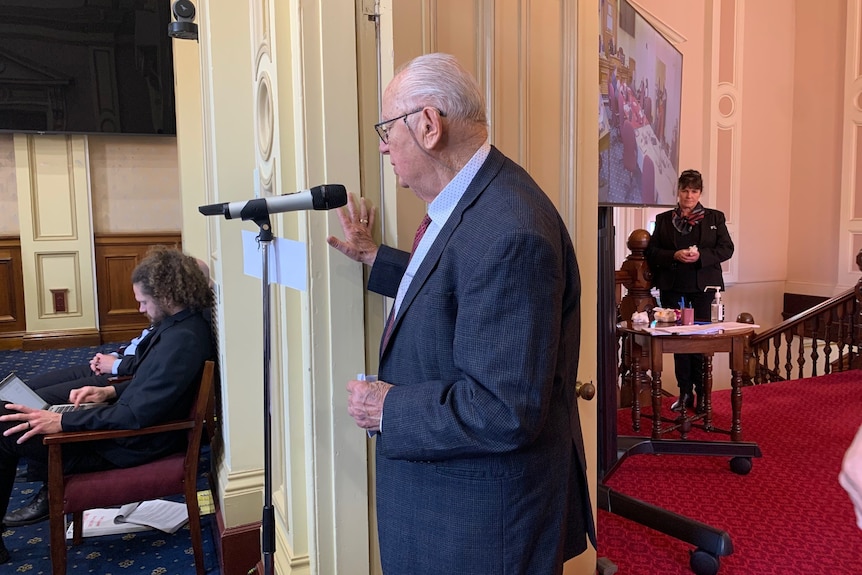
[62,452,186,512]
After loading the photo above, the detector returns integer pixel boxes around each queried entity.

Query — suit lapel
[382,147,506,357]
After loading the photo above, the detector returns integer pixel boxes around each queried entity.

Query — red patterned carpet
[598,371,862,574]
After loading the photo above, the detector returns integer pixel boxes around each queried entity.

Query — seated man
[0,246,215,564]
[3,259,212,527]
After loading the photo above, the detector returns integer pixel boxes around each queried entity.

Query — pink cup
[681,308,695,325]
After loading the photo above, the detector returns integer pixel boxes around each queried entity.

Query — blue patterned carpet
[0,346,221,575]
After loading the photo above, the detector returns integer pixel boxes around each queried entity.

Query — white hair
[393,53,487,125]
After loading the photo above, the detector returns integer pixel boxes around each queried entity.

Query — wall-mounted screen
[0,0,176,136]
[599,0,682,207]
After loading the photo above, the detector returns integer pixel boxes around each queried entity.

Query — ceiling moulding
[627,0,688,45]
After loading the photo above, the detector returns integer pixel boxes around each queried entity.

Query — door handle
[575,381,595,400]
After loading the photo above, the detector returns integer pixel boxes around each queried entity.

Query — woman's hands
[674,248,700,263]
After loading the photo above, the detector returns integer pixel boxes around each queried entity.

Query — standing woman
[646,169,734,412]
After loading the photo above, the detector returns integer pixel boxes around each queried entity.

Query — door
[357,1,600,573]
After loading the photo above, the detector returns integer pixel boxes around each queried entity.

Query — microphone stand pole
[247,207,275,575]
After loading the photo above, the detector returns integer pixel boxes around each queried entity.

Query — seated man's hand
[326,192,379,266]
[0,405,62,444]
[70,385,117,406]
[90,352,119,375]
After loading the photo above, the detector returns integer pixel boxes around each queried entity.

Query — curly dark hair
[678,169,703,191]
[131,246,213,313]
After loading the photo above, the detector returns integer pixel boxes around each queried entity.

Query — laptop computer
[0,372,107,413]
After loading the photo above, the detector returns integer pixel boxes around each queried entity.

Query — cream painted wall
[0,135,17,235]
[88,136,181,234]
[0,134,181,237]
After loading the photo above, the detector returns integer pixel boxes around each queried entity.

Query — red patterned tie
[411,214,432,255]
[382,214,432,349]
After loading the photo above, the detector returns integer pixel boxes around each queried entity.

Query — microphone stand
[241,201,276,575]
[201,192,347,575]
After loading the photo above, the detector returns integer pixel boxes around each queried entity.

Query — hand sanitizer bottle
[710,287,724,322]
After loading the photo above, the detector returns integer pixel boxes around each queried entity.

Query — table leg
[651,369,663,440]
[703,354,714,431]
[731,369,743,441]
[630,338,641,432]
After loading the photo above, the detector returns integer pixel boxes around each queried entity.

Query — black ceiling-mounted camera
[168,0,198,40]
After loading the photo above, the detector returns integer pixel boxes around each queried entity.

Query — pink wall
[788,0,845,292]
[737,1,796,283]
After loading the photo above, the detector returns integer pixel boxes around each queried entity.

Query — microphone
[198,184,347,220]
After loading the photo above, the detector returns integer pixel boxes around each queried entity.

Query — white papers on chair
[65,499,189,539]
[645,321,760,336]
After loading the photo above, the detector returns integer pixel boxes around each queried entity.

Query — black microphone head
[309,184,348,210]
[199,203,227,217]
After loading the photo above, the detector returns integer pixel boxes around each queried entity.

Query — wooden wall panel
[94,233,181,343]
[0,238,25,347]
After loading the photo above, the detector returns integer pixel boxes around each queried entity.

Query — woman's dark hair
[131,246,213,312]
[678,169,703,191]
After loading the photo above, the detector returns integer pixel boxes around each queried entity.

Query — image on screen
[599,0,682,207]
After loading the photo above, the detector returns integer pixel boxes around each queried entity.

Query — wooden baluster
[837,303,847,372]
[823,310,833,374]
[758,342,769,384]
[773,334,782,381]
[809,316,820,378]
[783,331,793,380]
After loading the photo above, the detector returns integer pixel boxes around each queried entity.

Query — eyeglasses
[374,107,446,144]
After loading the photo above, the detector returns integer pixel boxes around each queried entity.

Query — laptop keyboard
[51,404,82,413]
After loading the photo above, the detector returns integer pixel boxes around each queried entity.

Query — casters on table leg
[596,557,619,574]
[729,456,753,475]
[690,548,720,575]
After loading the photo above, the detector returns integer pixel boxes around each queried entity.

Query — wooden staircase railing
[747,286,862,384]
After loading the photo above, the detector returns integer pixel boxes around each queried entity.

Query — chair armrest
[42,420,194,446]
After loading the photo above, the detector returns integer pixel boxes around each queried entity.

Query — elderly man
[0,247,214,564]
[327,53,595,575]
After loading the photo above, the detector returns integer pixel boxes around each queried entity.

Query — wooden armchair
[43,360,215,575]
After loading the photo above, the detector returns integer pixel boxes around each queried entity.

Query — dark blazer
[60,308,214,468]
[367,146,595,574]
[646,208,734,292]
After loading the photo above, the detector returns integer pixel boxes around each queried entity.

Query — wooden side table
[600,322,763,575]
[618,321,752,441]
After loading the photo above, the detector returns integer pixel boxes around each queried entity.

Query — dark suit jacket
[367,146,595,574]
[61,308,214,468]
[646,208,734,292]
